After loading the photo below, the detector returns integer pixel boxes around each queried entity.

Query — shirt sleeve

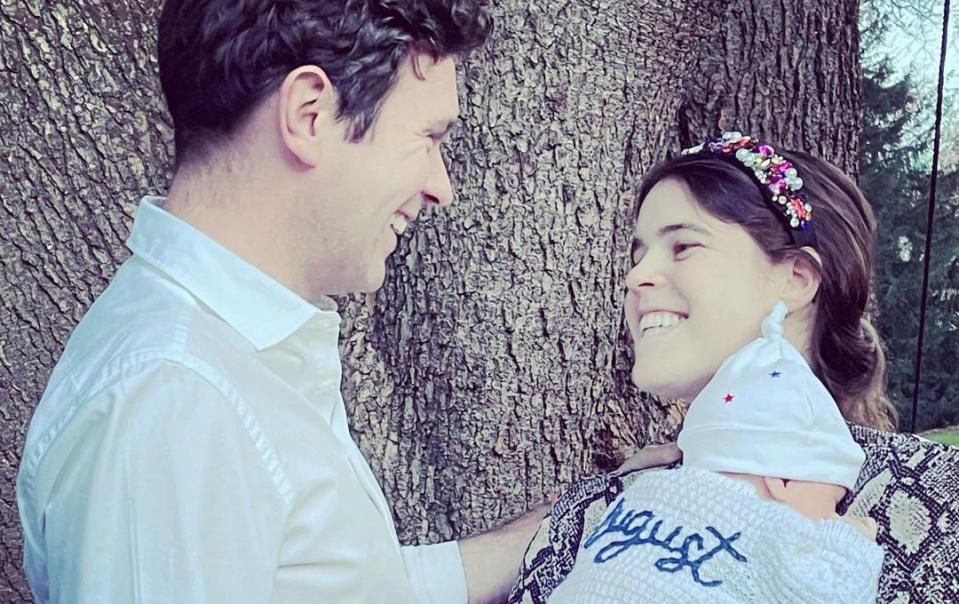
[39,360,288,604]
[402,540,469,604]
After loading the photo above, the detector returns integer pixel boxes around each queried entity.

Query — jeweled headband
[682,131,816,246]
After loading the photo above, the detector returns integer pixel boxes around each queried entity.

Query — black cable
[910,0,951,433]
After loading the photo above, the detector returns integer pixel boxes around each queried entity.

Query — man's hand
[456,443,681,603]
[458,501,551,604]
[616,441,682,473]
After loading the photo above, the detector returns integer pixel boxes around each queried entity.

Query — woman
[625,132,895,431]
[508,132,959,603]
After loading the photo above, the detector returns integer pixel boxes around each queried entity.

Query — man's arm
[39,361,287,603]
[457,502,551,604]
[457,442,682,604]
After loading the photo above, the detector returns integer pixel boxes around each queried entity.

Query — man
[17,1,677,602]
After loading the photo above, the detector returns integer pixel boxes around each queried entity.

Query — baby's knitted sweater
[547,466,884,604]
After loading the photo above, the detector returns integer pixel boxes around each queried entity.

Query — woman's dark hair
[636,150,897,430]
[157,0,492,167]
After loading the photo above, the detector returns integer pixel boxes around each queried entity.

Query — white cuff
[401,540,469,604]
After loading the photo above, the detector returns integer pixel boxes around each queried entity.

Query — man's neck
[164,163,306,299]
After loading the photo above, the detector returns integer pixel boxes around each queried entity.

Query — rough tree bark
[0,0,860,600]
[1,1,173,600]
[342,0,862,546]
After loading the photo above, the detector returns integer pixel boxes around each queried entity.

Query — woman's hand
[836,513,879,541]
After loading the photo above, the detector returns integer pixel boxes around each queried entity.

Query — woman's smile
[637,311,687,339]
[625,178,787,399]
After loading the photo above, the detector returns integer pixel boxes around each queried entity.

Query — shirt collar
[127,196,340,350]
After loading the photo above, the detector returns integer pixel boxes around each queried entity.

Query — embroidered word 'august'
[583,499,748,587]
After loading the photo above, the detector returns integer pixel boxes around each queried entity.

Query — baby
[548,302,884,603]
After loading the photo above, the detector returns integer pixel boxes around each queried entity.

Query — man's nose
[424,148,454,207]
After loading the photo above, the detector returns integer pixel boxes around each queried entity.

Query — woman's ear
[779,246,822,313]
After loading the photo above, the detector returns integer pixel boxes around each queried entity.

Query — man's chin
[357,266,387,294]
[311,263,386,298]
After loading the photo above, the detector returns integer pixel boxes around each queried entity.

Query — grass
[922,429,959,448]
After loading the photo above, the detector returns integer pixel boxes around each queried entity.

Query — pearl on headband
[682,131,815,245]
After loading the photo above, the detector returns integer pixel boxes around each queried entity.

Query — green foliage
[859,6,959,431]
[923,430,959,447]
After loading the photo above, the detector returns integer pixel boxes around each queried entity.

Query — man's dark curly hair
[158,0,492,168]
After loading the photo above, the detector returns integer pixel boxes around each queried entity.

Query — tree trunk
[1,1,172,599]
[0,0,860,599]
[342,0,862,546]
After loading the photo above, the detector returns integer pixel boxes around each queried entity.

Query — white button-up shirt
[17,197,467,603]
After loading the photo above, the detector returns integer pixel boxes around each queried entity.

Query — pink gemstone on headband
[790,198,806,216]
[757,144,774,156]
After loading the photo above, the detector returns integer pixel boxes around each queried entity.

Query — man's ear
[779,247,822,313]
[277,65,338,168]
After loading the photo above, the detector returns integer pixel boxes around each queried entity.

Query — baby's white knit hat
[678,301,865,490]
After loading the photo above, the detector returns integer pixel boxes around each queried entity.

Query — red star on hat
[723,393,734,404]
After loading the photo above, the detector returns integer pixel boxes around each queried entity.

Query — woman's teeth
[638,311,686,337]
[390,214,409,235]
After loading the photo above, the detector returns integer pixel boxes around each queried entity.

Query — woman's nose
[625,253,661,291]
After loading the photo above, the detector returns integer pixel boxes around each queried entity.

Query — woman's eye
[673,242,699,258]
